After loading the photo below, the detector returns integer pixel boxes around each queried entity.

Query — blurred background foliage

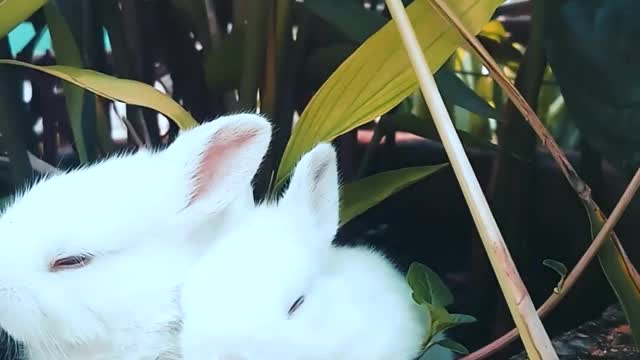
[1,0,640,358]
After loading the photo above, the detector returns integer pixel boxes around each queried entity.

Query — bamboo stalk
[384,1,557,359]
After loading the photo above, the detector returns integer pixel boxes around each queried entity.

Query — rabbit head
[0,113,272,359]
[179,143,340,359]
[180,142,427,360]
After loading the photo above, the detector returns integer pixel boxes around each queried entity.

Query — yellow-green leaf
[340,164,448,225]
[276,0,503,186]
[0,59,198,129]
[0,0,48,39]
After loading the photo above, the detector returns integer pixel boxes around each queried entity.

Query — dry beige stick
[384,1,557,359]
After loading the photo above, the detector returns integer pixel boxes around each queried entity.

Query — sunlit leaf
[276,0,503,186]
[0,0,48,39]
[0,59,198,129]
[340,164,448,225]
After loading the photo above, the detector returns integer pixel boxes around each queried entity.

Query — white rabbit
[0,113,272,360]
[179,143,427,360]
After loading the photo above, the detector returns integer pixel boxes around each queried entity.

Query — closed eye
[50,254,93,272]
[288,295,304,317]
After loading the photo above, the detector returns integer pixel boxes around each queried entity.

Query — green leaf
[546,1,640,171]
[340,164,448,225]
[380,112,499,153]
[0,0,48,39]
[543,258,568,293]
[542,259,568,278]
[435,70,497,119]
[430,338,470,355]
[587,208,640,345]
[44,1,96,163]
[303,0,387,43]
[0,59,198,130]
[406,262,454,307]
[276,0,504,186]
[449,313,477,325]
[202,28,245,92]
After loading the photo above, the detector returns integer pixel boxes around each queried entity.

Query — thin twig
[463,167,640,360]
[384,1,557,359]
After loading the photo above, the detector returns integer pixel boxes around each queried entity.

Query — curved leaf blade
[0,59,198,129]
[340,164,448,225]
[407,261,454,307]
[0,0,48,39]
[276,0,503,185]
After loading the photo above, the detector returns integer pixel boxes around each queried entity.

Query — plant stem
[462,167,640,360]
[384,1,557,359]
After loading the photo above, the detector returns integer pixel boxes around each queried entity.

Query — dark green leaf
[302,0,387,43]
[380,113,499,152]
[431,338,470,355]
[340,164,448,226]
[546,1,640,171]
[449,313,477,325]
[202,28,245,92]
[435,70,497,119]
[407,262,454,307]
[44,1,96,163]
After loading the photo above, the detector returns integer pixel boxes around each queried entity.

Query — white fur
[0,113,272,360]
[180,144,427,360]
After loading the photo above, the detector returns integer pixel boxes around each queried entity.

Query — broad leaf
[0,0,48,39]
[340,164,447,225]
[303,0,387,44]
[407,262,454,307]
[0,60,198,129]
[546,0,640,171]
[276,0,504,186]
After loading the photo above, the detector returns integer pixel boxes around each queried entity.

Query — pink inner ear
[187,128,260,206]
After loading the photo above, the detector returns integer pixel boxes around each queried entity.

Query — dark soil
[511,304,639,359]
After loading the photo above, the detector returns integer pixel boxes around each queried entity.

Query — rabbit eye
[288,296,304,317]
[50,255,93,272]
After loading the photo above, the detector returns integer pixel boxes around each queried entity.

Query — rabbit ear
[164,113,271,216]
[282,143,339,241]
